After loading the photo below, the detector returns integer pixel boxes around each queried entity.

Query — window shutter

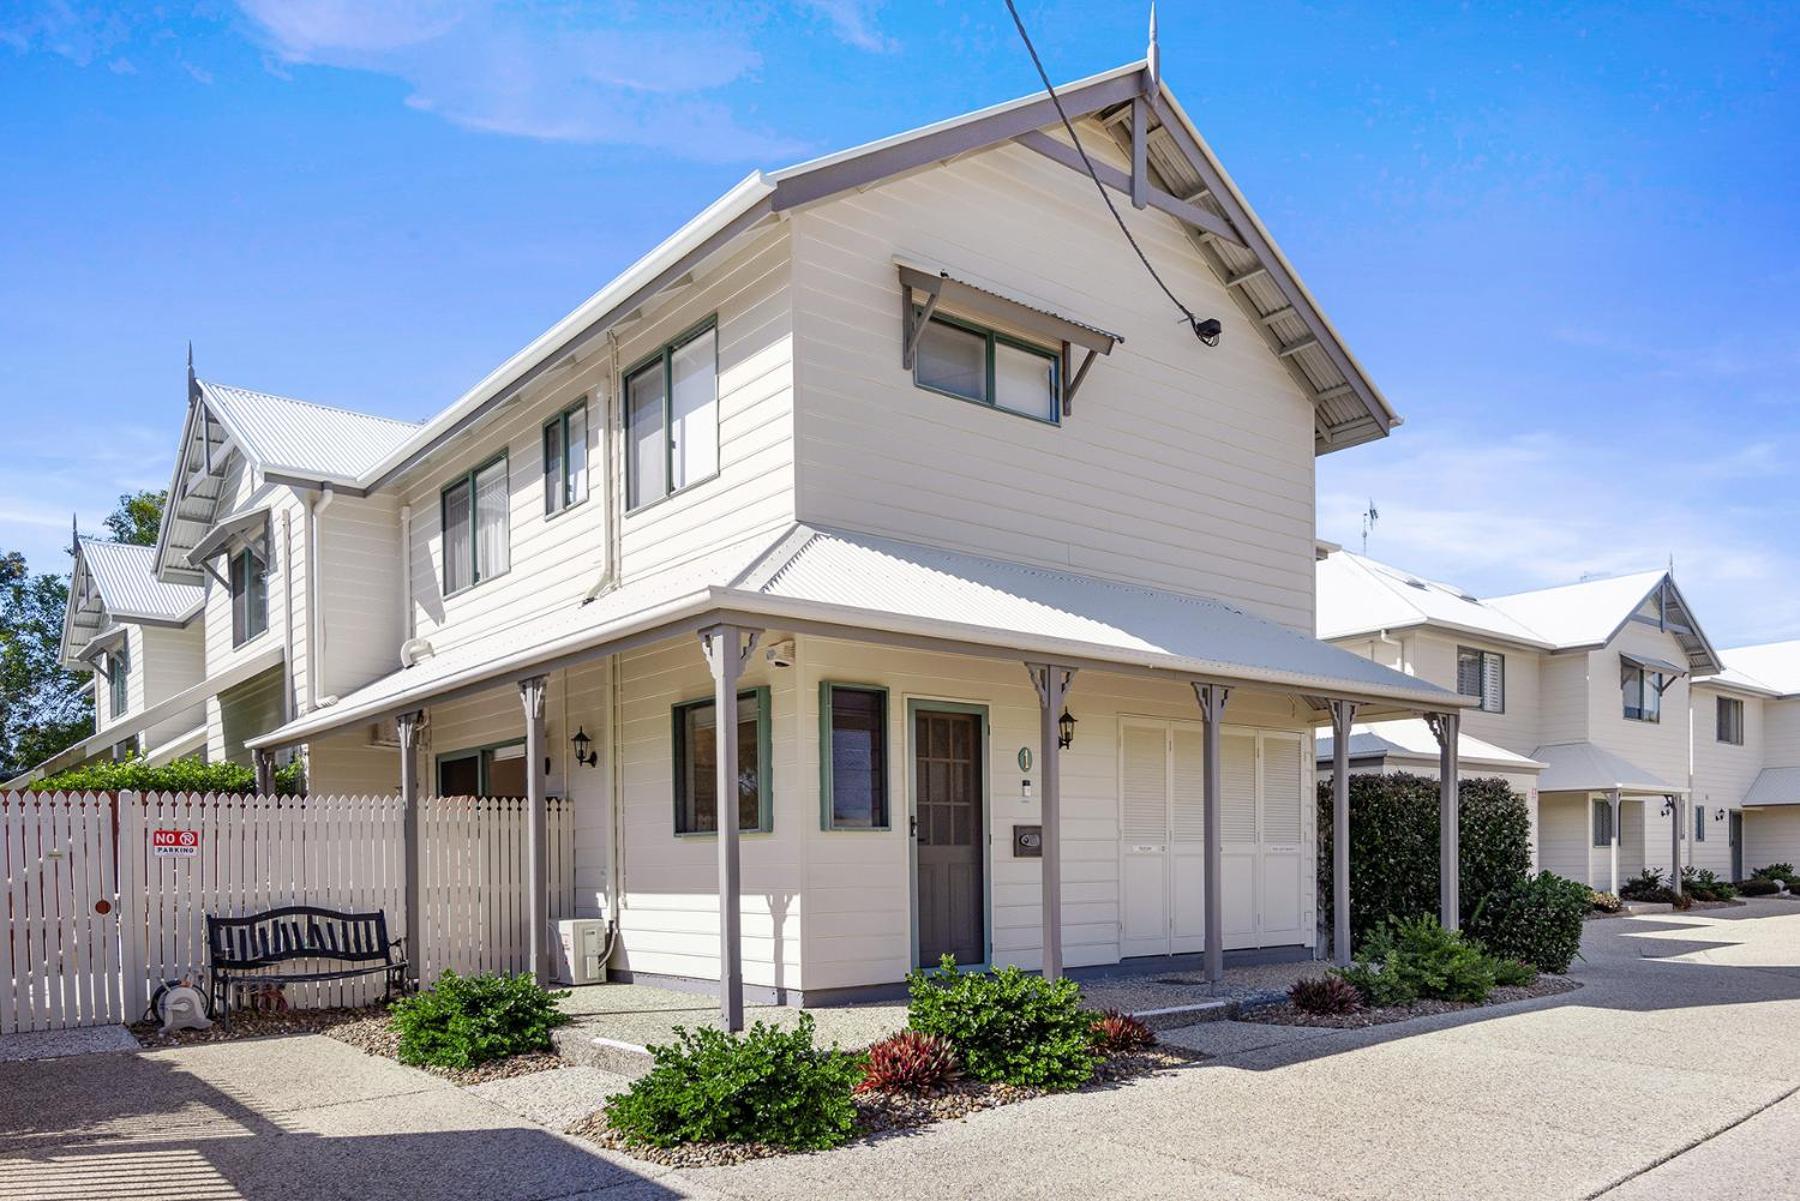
[1171,725,1206,842]
[1121,724,1168,844]
[1260,734,1303,844]
[1221,732,1257,843]
[1482,653,1504,713]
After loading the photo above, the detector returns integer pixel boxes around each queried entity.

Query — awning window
[185,506,272,573]
[1621,651,1685,691]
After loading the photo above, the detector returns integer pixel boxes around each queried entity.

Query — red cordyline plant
[857,1030,960,1094]
[1090,1009,1156,1053]
[1289,974,1363,1016]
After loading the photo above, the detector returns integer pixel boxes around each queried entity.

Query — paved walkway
[4,901,1800,1199]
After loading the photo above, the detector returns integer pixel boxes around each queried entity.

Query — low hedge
[1317,773,1532,949]
[391,971,570,1069]
[1465,871,1589,973]
[32,755,305,795]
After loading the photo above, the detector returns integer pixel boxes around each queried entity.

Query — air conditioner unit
[553,919,610,986]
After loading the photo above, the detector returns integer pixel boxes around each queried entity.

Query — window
[1622,662,1664,723]
[229,547,268,647]
[673,687,770,834]
[1456,647,1505,713]
[1695,806,1707,842]
[627,321,718,510]
[914,311,1059,423]
[436,741,529,797]
[1592,798,1614,847]
[1717,696,1745,745]
[543,402,588,516]
[820,683,888,830]
[108,644,128,720]
[443,454,510,593]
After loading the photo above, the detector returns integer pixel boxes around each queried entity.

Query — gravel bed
[130,1004,564,1086]
[1238,975,1582,1029]
[567,1045,1203,1169]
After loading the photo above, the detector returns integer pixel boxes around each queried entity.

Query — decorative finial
[1147,3,1160,91]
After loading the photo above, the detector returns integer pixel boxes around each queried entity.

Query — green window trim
[441,451,510,596]
[672,684,772,836]
[624,315,720,513]
[543,400,589,517]
[910,307,1062,426]
[229,545,269,648]
[819,682,891,831]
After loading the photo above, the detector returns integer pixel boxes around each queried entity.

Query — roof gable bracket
[1012,129,1241,245]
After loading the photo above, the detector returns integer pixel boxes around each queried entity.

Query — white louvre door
[1257,731,1309,945]
[1219,730,1260,948]
[1119,721,1171,957]
[1170,724,1207,953]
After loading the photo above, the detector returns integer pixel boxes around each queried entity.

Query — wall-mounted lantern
[571,726,598,768]
[1057,707,1077,750]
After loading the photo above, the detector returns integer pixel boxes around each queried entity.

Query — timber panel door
[914,709,985,966]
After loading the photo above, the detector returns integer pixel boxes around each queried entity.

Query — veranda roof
[1316,719,1544,774]
[1743,767,1800,809]
[251,524,1463,752]
[1532,741,1684,796]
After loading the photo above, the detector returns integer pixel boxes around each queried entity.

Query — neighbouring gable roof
[1320,551,1723,675]
[61,538,204,666]
[1704,640,1800,698]
[355,59,1397,494]
[1315,718,1544,772]
[1745,767,1800,807]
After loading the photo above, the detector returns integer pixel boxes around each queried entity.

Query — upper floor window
[913,310,1059,424]
[627,321,718,511]
[1456,647,1504,713]
[543,401,588,516]
[443,454,510,594]
[108,644,129,720]
[229,547,268,647]
[672,686,770,835]
[1621,661,1666,723]
[1717,696,1745,745]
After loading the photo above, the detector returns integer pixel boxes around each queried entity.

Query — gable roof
[61,538,204,666]
[1319,551,1723,675]
[1316,551,1549,648]
[353,59,1397,493]
[1702,640,1800,698]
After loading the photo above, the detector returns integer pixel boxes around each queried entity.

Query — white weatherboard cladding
[1408,631,1543,756]
[1745,807,1800,875]
[1539,653,1590,745]
[403,222,796,658]
[1583,621,1693,793]
[1690,684,1762,877]
[1765,700,1800,766]
[317,491,405,700]
[790,136,1319,632]
[136,623,207,751]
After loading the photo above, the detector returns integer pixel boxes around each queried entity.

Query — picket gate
[1,790,574,1033]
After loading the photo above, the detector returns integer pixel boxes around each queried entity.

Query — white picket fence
[1,790,574,1034]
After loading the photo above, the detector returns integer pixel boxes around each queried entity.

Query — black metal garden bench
[205,905,407,1025]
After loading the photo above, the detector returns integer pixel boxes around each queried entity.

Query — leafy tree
[104,490,165,546]
[0,551,91,779]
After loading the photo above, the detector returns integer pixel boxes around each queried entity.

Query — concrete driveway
[5,900,1800,1200]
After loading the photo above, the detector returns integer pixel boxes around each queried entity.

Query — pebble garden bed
[567,1044,1204,1169]
[1239,975,1581,1030]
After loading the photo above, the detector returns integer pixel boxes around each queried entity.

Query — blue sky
[2,2,1795,645]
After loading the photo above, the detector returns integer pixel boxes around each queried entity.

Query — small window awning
[898,261,1123,412]
[74,627,126,666]
[185,506,272,569]
[1621,650,1686,678]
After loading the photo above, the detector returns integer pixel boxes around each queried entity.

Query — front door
[914,708,985,967]
[1731,811,1744,881]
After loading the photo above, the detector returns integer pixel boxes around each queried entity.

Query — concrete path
[4,900,1800,1199]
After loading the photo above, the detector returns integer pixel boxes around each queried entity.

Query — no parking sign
[151,829,200,857]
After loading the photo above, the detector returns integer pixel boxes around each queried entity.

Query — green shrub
[1490,957,1538,988]
[1318,773,1531,950]
[605,1014,861,1149]
[33,753,305,796]
[1737,877,1780,896]
[1752,863,1796,881]
[905,956,1096,1090]
[1620,868,1674,903]
[1681,867,1737,902]
[1289,974,1363,1015]
[391,971,570,1069]
[1337,917,1496,1006]
[1590,890,1623,913]
[1466,871,1590,974]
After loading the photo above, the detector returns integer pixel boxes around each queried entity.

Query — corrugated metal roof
[1531,741,1682,795]
[1707,640,1800,697]
[1316,552,1549,647]
[1744,767,1800,808]
[1316,718,1544,771]
[78,539,204,623]
[198,380,421,482]
[253,523,1460,750]
[1484,571,1668,648]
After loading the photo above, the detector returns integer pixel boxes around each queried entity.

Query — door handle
[910,815,918,837]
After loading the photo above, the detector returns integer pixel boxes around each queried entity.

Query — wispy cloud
[234,0,826,161]
[800,0,899,53]
[1319,426,1800,645]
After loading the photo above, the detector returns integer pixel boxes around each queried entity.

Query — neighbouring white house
[1694,641,1800,879]
[167,57,1479,1023]
[1317,549,1733,895]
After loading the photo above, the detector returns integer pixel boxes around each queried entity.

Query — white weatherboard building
[1317,549,1800,893]
[18,59,1483,1022]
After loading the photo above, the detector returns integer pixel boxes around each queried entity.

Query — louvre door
[1119,720,1173,958]
[1218,730,1260,947]
[1256,730,1309,945]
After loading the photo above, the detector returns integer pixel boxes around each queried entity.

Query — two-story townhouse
[243,59,1469,1024]
[3,538,208,786]
[1319,549,1725,894]
[1697,641,1800,876]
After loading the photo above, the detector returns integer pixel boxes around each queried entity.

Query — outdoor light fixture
[1058,707,1077,750]
[1716,808,1727,822]
[1193,317,1223,347]
[571,727,598,768]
